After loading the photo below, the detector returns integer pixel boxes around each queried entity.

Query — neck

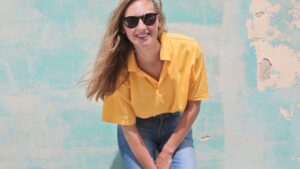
[134,39,161,64]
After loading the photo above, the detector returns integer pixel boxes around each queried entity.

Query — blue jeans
[117,112,197,169]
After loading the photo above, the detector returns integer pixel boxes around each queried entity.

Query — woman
[86,0,208,168]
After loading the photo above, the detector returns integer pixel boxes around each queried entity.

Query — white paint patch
[255,43,300,91]
[1,93,69,169]
[0,0,42,45]
[289,1,300,29]
[70,16,105,56]
[279,106,293,121]
[247,0,282,41]
[246,0,300,91]
[0,118,5,134]
[0,0,77,51]
[298,103,300,108]
[167,23,222,57]
[291,156,300,162]
[220,1,263,169]
[35,23,64,50]
[0,58,19,92]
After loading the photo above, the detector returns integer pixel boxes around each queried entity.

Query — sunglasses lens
[123,13,157,28]
[143,13,157,26]
[124,16,139,28]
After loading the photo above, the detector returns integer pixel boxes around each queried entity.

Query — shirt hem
[188,94,209,101]
[102,117,136,126]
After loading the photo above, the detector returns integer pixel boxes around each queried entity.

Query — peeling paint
[246,0,300,91]
[291,156,300,162]
[289,1,300,30]
[259,58,272,81]
[246,0,282,41]
[279,106,293,121]
[255,43,300,91]
[199,135,211,142]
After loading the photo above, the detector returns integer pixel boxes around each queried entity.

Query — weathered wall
[0,0,299,169]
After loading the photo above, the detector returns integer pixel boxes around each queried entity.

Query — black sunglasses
[123,13,158,28]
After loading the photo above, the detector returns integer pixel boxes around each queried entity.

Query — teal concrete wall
[0,0,299,169]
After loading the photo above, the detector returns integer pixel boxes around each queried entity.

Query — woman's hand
[155,149,173,169]
[155,100,201,169]
[121,125,157,169]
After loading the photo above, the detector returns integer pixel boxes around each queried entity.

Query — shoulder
[116,67,130,87]
[164,32,202,53]
[164,32,199,46]
[163,32,203,59]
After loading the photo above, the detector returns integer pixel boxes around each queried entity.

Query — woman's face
[123,0,161,48]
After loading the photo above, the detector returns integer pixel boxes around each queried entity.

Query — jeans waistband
[151,112,181,119]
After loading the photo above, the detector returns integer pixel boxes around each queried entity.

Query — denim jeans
[117,112,197,169]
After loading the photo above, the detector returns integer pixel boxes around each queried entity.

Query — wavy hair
[85,0,166,101]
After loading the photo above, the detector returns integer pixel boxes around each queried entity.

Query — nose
[136,18,147,30]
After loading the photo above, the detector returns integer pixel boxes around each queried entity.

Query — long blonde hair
[85,0,166,101]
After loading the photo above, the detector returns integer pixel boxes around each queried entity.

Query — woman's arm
[121,125,157,169]
[155,100,201,169]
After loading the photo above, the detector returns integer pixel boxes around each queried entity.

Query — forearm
[121,125,157,169]
[162,100,201,154]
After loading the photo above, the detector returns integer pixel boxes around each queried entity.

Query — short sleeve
[102,73,136,125]
[188,44,209,100]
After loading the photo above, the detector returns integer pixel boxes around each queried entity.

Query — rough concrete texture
[0,0,299,169]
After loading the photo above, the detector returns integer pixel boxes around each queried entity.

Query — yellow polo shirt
[102,32,208,125]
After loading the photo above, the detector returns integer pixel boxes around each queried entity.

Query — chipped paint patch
[291,156,300,162]
[246,0,282,41]
[255,43,300,91]
[279,107,293,121]
[0,118,5,134]
[289,1,300,30]
[199,135,211,142]
[246,0,300,91]
[259,58,272,81]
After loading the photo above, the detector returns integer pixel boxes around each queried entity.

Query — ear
[157,17,162,28]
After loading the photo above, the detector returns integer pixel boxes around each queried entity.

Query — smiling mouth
[136,33,150,39]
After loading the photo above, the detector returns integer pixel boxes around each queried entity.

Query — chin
[134,37,154,47]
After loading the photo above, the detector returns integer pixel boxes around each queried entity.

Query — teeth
[136,33,148,38]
